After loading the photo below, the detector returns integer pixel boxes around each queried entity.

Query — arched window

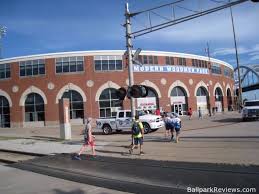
[99,88,122,118]
[196,86,209,114]
[215,87,223,101]
[0,96,10,127]
[147,87,157,97]
[170,86,188,115]
[171,86,186,96]
[62,90,84,119]
[196,87,208,96]
[25,93,45,122]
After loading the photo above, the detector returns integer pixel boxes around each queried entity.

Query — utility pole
[206,42,212,117]
[125,3,136,117]
[229,4,243,110]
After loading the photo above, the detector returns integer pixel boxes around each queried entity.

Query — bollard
[59,98,71,140]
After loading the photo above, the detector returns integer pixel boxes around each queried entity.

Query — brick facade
[0,50,234,128]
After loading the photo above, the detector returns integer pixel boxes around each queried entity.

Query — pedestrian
[155,108,161,116]
[163,112,171,139]
[73,117,96,160]
[187,108,193,120]
[198,107,202,120]
[172,115,181,143]
[129,115,144,155]
[169,114,175,141]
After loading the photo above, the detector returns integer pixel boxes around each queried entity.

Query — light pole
[125,3,136,117]
[0,26,7,59]
[229,3,242,110]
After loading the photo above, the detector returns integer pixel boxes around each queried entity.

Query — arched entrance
[99,88,123,118]
[62,90,84,121]
[0,96,10,128]
[170,86,188,115]
[136,87,159,113]
[227,88,233,111]
[25,93,45,123]
[196,87,209,114]
[215,87,224,112]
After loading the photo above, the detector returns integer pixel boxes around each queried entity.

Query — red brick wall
[0,54,234,127]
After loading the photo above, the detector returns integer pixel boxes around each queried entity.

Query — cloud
[212,44,259,56]
[249,53,259,61]
[134,2,259,44]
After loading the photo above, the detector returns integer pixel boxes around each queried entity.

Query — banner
[133,65,209,74]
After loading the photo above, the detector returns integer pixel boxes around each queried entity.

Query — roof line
[0,50,233,70]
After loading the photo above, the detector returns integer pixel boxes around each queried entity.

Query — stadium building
[0,50,234,128]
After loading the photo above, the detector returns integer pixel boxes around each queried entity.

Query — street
[0,113,259,193]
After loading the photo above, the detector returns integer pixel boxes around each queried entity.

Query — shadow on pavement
[53,188,86,194]
[211,117,243,123]
[12,153,259,194]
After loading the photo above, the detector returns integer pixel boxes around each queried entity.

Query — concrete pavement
[0,112,259,165]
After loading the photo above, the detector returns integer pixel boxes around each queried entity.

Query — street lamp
[0,26,7,59]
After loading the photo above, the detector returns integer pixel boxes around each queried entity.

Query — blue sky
[1,0,259,68]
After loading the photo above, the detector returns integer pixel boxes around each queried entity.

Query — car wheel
[142,122,151,134]
[103,125,112,135]
[242,118,247,122]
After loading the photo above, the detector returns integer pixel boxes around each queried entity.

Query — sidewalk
[1,112,259,165]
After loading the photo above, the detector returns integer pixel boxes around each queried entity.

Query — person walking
[198,107,202,120]
[188,108,193,120]
[73,117,96,160]
[163,113,171,139]
[129,115,144,155]
[169,114,175,141]
[172,115,181,143]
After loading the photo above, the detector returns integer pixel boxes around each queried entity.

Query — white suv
[242,100,259,121]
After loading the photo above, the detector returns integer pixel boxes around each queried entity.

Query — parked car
[241,100,259,121]
[96,110,164,135]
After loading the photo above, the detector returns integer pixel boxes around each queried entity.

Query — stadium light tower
[0,26,7,59]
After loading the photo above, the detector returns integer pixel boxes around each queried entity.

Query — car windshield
[244,101,259,106]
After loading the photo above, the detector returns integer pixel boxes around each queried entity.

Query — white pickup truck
[242,100,259,121]
[96,110,164,135]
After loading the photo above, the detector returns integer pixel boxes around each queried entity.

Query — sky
[0,0,259,68]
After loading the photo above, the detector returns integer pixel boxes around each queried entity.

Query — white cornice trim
[0,50,233,70]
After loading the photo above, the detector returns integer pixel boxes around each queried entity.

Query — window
[196,87,208,96]
[154,56,158,64]
[20,60,45,77]
[224,68,233,78]
[0,96,10,127]
[0,64,11,79]
[148,56,153,64]
[126,112,131,117]
[171,86,186,96]
[143,55,148,64]
[215,87,223,101]
[94,56,123,71]
[55,56,84,73]
[211,63,222,75]
[118,112,124,118]
[25,93,45,122]
[178,58,186,66]
[166,57,174,65]
[62,90,84,119]
[99,88,123,118]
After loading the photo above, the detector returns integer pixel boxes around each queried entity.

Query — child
[73,117,96,160]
